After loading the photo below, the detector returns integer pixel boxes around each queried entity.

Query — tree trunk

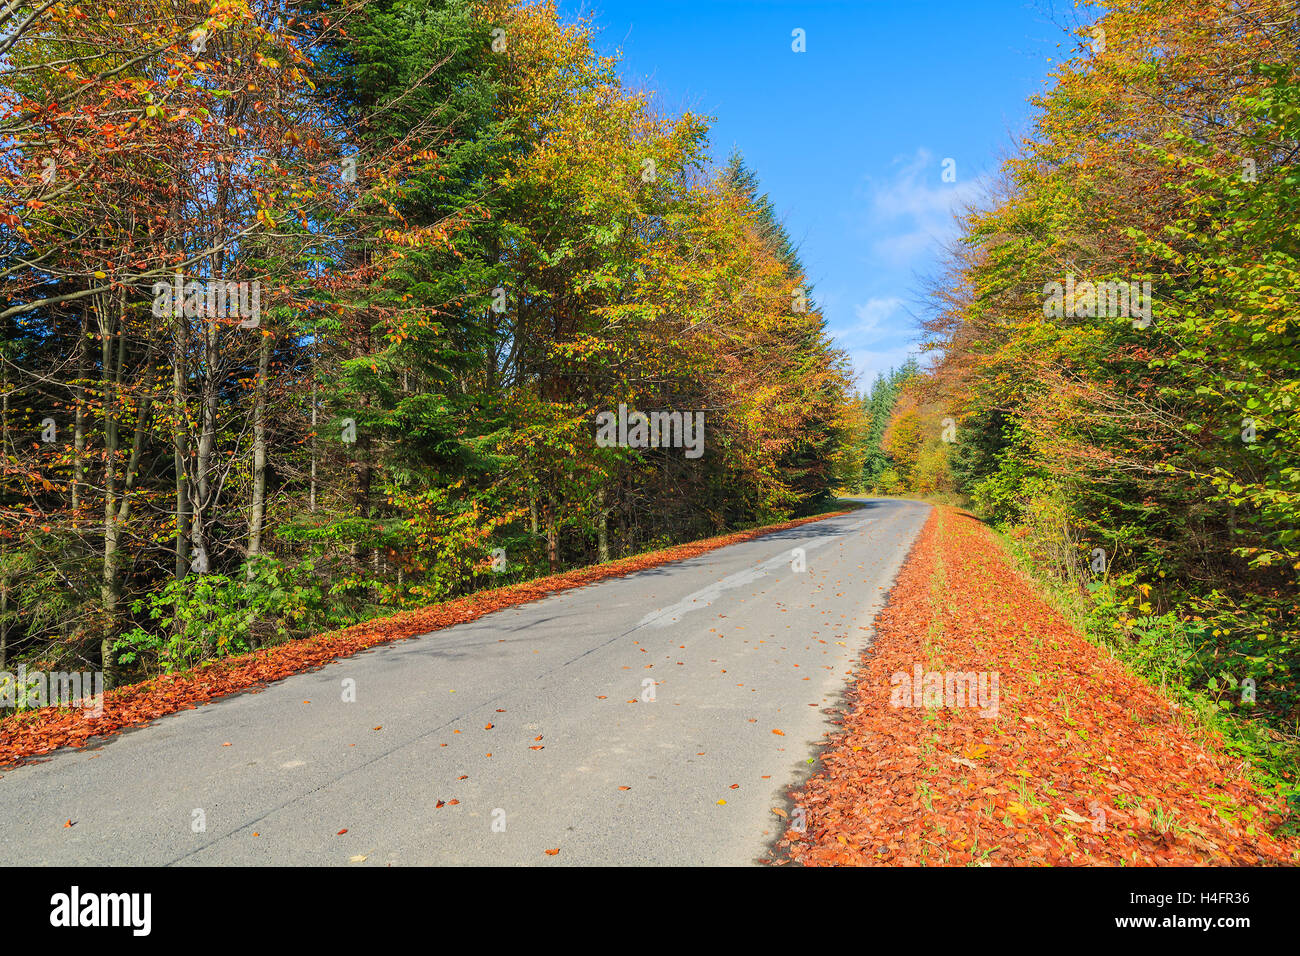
[173,308,191,578]
[191,313,219,572]
[99,296,119,686]
[72,300,88,518]
[247,327,271,575]
[0,575,8,672]
[596,487,610,563]
[309,378,318,513]
[546,512,559,574]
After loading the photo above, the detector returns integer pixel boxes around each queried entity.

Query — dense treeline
[836,361,936,495]
[881,0,1300,796]
[0,0,848,689]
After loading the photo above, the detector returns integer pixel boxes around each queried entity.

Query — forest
[0,0,849,691]
[846,0,1300,798]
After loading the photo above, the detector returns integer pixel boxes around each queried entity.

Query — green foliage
[114,556,351,675]
[2,0,850,689]
[847,361,917,492]
[897,1,1300,802]
[721,149,803,277]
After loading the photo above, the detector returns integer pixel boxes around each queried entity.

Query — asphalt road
[0,498,930,866]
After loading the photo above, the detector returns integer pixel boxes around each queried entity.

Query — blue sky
[555,0,1086,392]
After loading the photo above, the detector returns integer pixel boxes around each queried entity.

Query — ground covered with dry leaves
[0,510,846,768]
[781,506,1299,866]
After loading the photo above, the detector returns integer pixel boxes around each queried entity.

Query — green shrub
[113,555,347,675]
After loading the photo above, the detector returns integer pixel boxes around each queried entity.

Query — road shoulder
[778,506,1299,866]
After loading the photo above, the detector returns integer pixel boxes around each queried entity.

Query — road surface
[0,498,930,865]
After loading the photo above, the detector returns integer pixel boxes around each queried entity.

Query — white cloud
[828,149,985,385]
[858,148,984,269]
[853,296,905,336]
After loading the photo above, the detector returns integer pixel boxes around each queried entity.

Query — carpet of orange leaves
[0,510,848,769]
[781,506,1299,866]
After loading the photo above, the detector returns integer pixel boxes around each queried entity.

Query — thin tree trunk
[247,327,271,574]
[99,289,156,687]
[546,509,559,574]
[596,487,609,563]
[309,377,317,513]
[98,295,119,686]
[173,306,191,578]
[191,314,218,572]
[72,300,88,518]
[0,576,8,672]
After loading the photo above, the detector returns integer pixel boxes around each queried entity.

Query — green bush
[113,555,348,675]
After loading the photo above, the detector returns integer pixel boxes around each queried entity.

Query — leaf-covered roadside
[779,507,1298,866]
[0,509,847,769]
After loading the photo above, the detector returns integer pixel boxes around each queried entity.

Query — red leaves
[0,510,850,769]
[782,507,1300,867]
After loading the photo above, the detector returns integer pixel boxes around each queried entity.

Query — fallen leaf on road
[545,848,559,856]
